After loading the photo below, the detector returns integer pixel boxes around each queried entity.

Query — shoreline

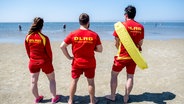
[0,39,184,104]
[1,38,184,44]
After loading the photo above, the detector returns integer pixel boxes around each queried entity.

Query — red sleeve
[45,37,53,61]
[64,32,72,44]
[141,26,144,40]
[113,31,118,37]
[137,25,144,43]
[25,36,30,58]
[96,35,102,45]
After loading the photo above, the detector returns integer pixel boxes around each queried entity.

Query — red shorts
[71,66,96,79]
[112,57,136,74]
[29,59,54,74]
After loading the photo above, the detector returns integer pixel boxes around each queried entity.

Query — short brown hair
[79,13,89,25]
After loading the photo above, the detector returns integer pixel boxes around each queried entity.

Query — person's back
[114,20,144,58]
[60,13,102,104]
[65,29,101,68]
[123,20,144,45]
[106,5,144,104]
[24,17,60,104]
[25,32,50,60]
[113,6,144,59]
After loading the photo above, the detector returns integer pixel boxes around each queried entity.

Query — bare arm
[138,39,143,46]
[45,37,53,61]
[137,39,143,51]
[115,37,120,49]
[60,41,73,60]
[25,40,30,58]
[95,44,103,52]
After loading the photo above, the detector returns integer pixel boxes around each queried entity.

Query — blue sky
[0,0,184,22]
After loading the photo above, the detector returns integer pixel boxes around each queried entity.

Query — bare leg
[106,70,119,101]
[87,78,95,104]
[46,72,57,98]
[124,74,134,103]
[31,72,40,99]
[68,78,79,104]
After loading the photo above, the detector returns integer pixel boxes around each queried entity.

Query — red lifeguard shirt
[64,29,101,68]
[113,20,144,59]
[25,32,52,62]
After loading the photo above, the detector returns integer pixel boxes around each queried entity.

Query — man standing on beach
[106,5,144,103]
[60,13,103,104]
[25,17,60,103]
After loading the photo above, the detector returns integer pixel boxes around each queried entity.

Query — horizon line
[0,20,184,23]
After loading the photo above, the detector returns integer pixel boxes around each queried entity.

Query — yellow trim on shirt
[116,41,131,60]
[38,32,46,46]
[26,32,46,46]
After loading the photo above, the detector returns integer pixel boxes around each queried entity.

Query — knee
[126,81,133,88]
[111,74,118,82]
[31,79,38,85]
[47,72,56,82]
[128,83,133,88]
[111,71,119,80]
[88,82,95,87]
[49,78,56,83]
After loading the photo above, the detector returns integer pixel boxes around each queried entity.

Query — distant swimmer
[18,24,22,31]
[63,24,66,31]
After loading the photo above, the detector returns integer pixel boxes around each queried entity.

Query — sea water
[0,22,184,43]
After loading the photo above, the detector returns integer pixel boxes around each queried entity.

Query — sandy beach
[0,39,184,104]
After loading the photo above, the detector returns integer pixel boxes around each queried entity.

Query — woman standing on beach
[25,17,60,104]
